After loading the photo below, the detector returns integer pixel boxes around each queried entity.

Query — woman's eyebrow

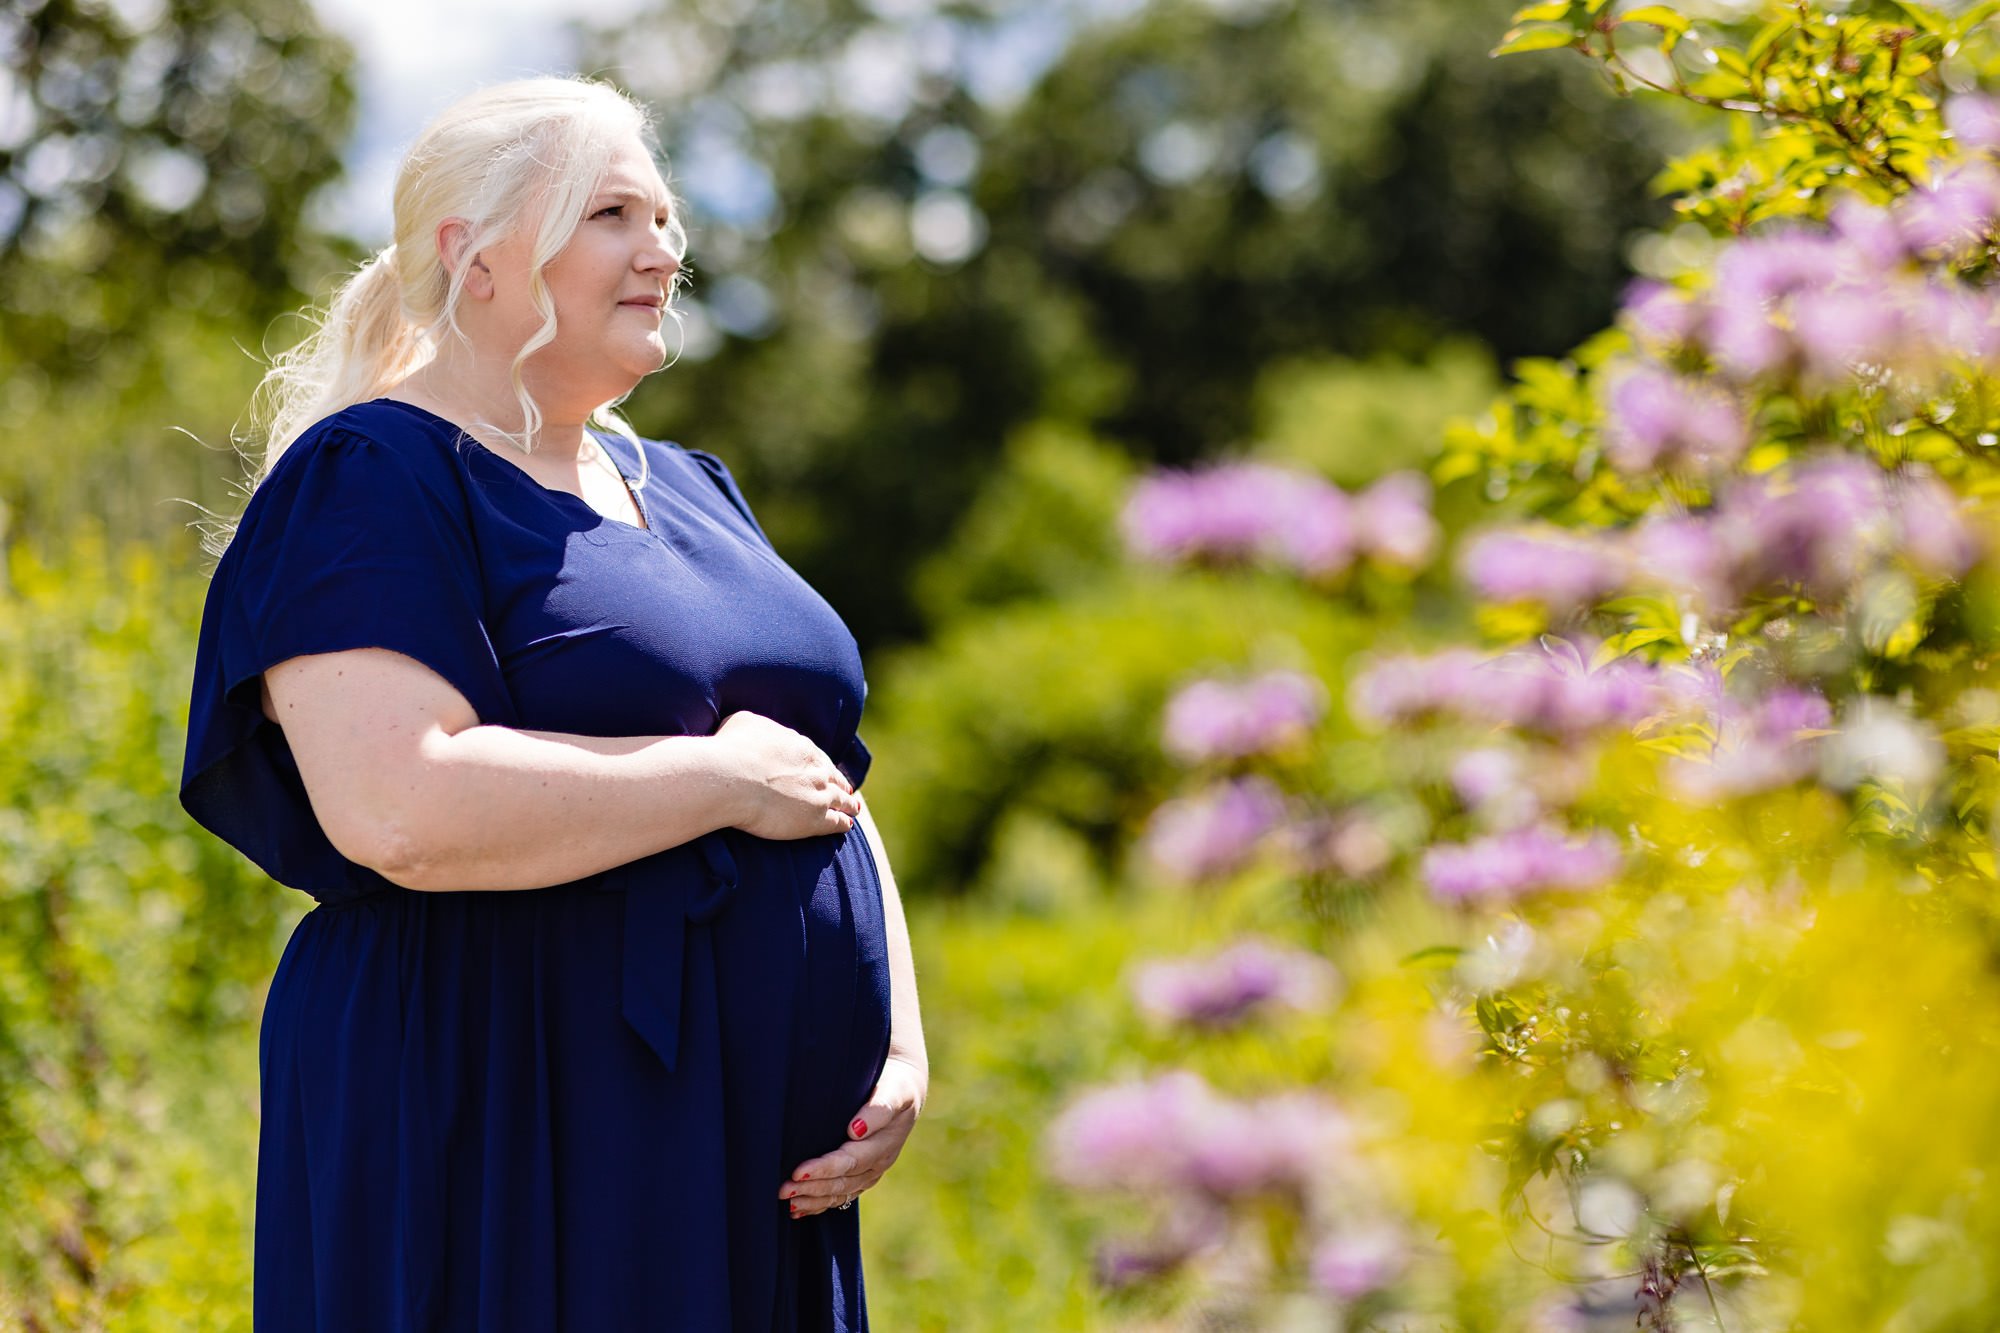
[592,187,668,209]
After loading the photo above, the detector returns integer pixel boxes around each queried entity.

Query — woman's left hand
[780,1055,927,1219]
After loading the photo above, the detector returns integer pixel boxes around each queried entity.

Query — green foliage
[0,0,356,539]
[1500,0,2000,229]
[866,572,1365,898]
[1252,342,1498,487]
[1030,1,2000,1326]
[913,422,1134,626]
[863,899,1147,1331]
[587,0,1680,647]
[0,537,289,1330]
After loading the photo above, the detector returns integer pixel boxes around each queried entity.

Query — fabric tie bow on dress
[616,830,739,1072]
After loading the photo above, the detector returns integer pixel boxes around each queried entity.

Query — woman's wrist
[885,1048,929,1111]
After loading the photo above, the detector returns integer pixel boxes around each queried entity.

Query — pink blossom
[1603,366,1750,473]
[1143,778,1287,880]
[1449,748,1522,809]
[1706,298,1792,378]
[1347,649,1484,728]
[1713,231,1846,304]
[1894,472,1980,577]
[1916,280,2000,363]
[1351,644,1672,738]
[1631,460,1972,611]
[1092,1215,1223,1289]
[1830,199,1909,272]
[1163,671,1327,763]
[1754,686,1833,738]
[1470,645,1671,736]
[1293,811,1396,879]
[1631,515,1727,609]
[1353,471,1441,567]
[1621,279,1702,346]
[1670,686,1830,801]
[1713,454,1894,600]
[1895,162,2000,255]
[1950,94,2000,153]
[1421,825,1622,901]
[1122,464,1355,574]
[1311,1224,1410,1300]
[1047,1072,1347,1198]
[1460,527,1630,611]
[1791,284,1905,376]
[1699,227,1918,379]
[1132,938,1338,1029]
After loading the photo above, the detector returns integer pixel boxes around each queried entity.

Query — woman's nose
[640,236,680,279]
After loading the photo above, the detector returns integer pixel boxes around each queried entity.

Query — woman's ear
[435,216,494,301]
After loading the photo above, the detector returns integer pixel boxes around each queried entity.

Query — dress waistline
[305,831,741,1073]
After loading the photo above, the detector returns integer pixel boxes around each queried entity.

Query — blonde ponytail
[240,77,674,484]
[248,245,429,479]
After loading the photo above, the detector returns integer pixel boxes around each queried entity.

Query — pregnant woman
[178,76,924,1331]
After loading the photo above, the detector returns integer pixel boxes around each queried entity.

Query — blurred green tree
[588,0,1686,647]
[0,0,354,536]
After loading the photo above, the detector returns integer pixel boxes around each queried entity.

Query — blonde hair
[245,76,683,481]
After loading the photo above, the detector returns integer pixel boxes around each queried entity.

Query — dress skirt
[252,826,893,1333]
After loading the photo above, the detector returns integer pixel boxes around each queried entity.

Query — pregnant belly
[707,826,894,1168]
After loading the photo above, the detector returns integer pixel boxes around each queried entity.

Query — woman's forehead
[596,139,670,203]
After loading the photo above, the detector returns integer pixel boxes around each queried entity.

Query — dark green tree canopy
[589,0,1684,648]
[0,0,354,376]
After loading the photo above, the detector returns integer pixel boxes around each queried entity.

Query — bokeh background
[0,0,1711,1326]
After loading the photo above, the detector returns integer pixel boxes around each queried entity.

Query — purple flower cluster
[1459,459,1977,618]
[1142,777,1287,881]
[1047,1071,1347,1198]
[1421,825,1622,902]
[1162,670,1328,763]
[1451,747,1542,829]
[1131,938,1338,1029]
[1459,527,1632,612]
[1602,366,1750,474]
[1951,93,2000,154]
[1121,465,1440,575]
[1352,471,1441,568]
[1312,1224,1410,1301]
[1670,686,1832,802]
[1350,642,1672,738]
[1618,185,2000,391]
[1638,457,1979,608]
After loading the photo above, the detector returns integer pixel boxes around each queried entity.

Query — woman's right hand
[712,710,862,840]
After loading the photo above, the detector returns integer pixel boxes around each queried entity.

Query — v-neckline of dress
[371,397,653,534]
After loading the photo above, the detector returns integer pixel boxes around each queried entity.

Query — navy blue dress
[179,399,892,1332]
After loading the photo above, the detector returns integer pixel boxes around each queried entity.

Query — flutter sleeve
[179,422,515,899]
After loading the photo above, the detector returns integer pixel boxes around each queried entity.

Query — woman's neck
[398,346,589,461]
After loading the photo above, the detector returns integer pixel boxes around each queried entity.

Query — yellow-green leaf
[1592,628,1680,668]
[1746,16,1791,64]
[1618,5,1690,35]
[1509,0,1573,21]
[1492,24,1582,55]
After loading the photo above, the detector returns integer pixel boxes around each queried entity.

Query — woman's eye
[592,205,623,220]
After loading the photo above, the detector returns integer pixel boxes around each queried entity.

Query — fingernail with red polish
[851,1118,869,1138]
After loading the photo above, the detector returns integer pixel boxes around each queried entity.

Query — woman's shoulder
[228,400,476,558]
[623,435,770,541]
[272,399,467,483]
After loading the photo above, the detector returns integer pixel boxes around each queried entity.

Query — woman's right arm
[263,645,859,892]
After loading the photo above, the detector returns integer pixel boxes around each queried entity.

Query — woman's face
[478,133,681,410]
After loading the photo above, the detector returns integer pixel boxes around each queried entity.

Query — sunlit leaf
[1492,24,1583,55]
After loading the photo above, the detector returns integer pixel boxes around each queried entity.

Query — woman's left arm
[781,795,929,1218]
